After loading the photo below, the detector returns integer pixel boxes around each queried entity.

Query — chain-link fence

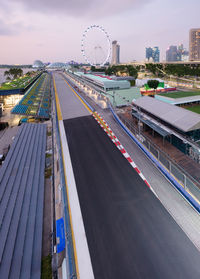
[117,112,200,204]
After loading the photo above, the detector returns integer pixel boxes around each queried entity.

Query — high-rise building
[145,47,160,62]
[177,44,189,61]
[111,40,120,65]
[189,28,200,61]
[166,44,189,62]
[166,46,178,62]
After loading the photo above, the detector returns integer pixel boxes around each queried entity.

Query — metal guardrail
[51,74,77,279]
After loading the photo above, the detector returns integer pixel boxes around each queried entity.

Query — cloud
[0,17,33,36]
[0,19,19,35]
[9,0,152,18]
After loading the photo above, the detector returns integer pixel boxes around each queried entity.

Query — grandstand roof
[0,123,46,279]
[74,72,130,90]
[155,94,200,105]
[133,96,200,132]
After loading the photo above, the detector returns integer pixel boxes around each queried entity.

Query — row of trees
[4,68,23,81]
[104,65,138,79]
[90,66,106,72]
[146,63,200,77]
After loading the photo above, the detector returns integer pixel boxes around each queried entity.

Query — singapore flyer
[81,25,111,66]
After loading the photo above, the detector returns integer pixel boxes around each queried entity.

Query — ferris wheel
[81,25,111,66]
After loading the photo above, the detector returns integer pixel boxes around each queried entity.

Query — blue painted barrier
[52,72,77,277]
[56,218,66,253]
[109,104,200,213]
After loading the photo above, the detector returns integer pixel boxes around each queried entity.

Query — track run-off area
[53,72,200,279]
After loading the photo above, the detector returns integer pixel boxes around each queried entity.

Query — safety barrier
[52,74,77,278]
[109,104,200,213]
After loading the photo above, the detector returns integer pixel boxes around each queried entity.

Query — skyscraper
[145,47,160,62]
[177,44,189,61]
[166,46,178,62]
[111,40,120,65]
[189,28,200,61]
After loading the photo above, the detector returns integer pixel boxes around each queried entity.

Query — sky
[0,0,199,64]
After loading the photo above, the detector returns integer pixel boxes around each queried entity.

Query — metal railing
[117,111,200,204]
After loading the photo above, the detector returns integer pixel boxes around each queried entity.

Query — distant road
[54,72,200,279]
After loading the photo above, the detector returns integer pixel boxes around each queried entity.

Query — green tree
[91,66,96,72]
[4,68,23,80]
[147,79,159,89]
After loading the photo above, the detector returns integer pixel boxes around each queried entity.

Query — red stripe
[144,180,150,188]
[120,148,126,153]
[127,157,133,163]
[135,167,140,174]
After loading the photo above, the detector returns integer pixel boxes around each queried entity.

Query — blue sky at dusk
[0,0,199,64]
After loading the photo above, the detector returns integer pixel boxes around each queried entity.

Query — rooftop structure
[32,60,44,68]
[73,72,130,91]
[133,96,200,132]
[155,94,200,105]
[47,62,67,69]
[0,123,46,279]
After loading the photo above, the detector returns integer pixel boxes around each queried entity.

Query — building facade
[166,46,178,62]
[111,40,120,65]
[189,28,200,61]
[166,44,189,62]
[177,44,189,61]
[145,47,160,62]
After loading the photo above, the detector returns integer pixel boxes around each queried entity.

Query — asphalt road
[54,73,90,120]
[64,115,200,279]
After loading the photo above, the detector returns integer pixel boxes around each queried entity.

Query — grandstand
[0,123,46,279]
[11,73,51,119]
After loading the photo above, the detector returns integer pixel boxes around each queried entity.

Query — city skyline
[0,0,199,64]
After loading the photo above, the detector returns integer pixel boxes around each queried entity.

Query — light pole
[113,90,116,107]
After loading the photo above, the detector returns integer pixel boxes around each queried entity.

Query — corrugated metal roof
[133,96,200,132]
[0,123,46,279]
